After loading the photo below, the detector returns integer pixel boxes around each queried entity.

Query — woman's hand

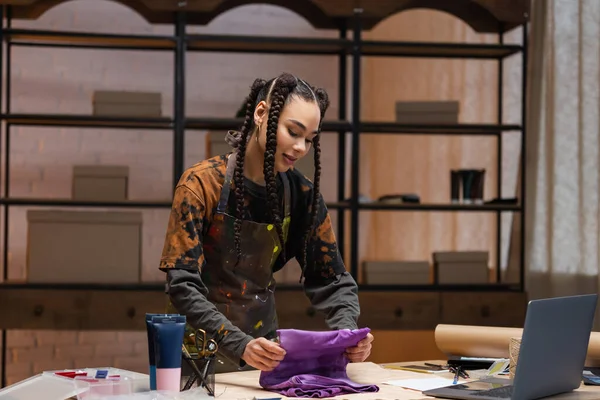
[242,337,286,371]
[345,332,374,362]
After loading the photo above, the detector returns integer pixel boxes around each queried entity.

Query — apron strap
[280,171,291,217]
[217,152,292,218]
[217,152,237,213]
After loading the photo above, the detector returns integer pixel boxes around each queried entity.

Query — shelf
[359,122,522,135]
[3,29,523,60]
[0,198,173,208]
[0,115,521,136]
[0,286,527,331]
[0,197,345,210]
[0,282,522,293]
[4,29,176,51]
[0,282,166,291]
[358,283,522,292]
[185,117,350,132]
[187,34,346,55]
[361,41,523,59]
[357,203,521,212]
[1,114,173,130]
[186,118,522,136]
[0,282,306,292]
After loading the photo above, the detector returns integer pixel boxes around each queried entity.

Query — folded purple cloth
[259,328,379,398]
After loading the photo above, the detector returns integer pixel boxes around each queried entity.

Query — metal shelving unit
[0,0,529,388]
[0,6,527,296]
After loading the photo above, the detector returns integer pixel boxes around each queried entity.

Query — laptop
[423,294,598,400]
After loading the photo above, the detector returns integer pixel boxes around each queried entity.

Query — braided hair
[232,78,267,259]
[232,73,330,281]
[300,86,329,282]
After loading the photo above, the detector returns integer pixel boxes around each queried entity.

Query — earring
[254,122,260,143]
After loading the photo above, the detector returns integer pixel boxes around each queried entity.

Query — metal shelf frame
[0,4,528,388]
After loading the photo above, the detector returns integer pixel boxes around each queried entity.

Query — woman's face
[254,96,320,173]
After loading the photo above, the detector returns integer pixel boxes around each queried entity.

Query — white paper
[384,377,457,391]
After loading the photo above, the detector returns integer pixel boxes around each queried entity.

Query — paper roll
[435,324,600,361]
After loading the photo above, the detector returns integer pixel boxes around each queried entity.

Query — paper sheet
[384,377,457,391]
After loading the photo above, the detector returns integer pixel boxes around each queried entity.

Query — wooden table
[214,361,600,400]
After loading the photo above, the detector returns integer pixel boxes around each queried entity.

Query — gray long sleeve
[167,269,253,366]
[303,272,360,330]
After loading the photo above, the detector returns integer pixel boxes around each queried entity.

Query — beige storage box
[26,210,142,284]
[362,260,431,285]
[206,130,315,178]
[206,130,232,159]
[433,250,488,264]
[395,100,459,124]
[72,165,129,202]
[433,251,489,284]
[92,90,162,117]
[436,262,490,284]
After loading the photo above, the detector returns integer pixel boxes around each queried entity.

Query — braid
[263,74,297,262]
[233,78,267,262]
[300,86,330,282]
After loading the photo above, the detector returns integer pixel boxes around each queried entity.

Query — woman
[159,73,373,372]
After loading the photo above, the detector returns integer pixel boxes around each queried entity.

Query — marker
[453,367,460,385]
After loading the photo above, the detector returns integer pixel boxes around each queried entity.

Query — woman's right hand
[242,337,286,371]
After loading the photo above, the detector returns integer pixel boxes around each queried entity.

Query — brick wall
[1,0,342,386]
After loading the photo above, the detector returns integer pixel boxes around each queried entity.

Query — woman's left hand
[345,332,374,362]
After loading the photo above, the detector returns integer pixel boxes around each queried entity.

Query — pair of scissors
[195,328,218,357]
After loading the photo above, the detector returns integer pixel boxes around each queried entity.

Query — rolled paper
[435,324,600,361]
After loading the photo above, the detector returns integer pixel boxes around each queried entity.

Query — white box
[26,210,142,284]
[72,165,129,202]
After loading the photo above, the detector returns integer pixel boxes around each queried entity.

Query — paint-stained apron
[173,151,291,374]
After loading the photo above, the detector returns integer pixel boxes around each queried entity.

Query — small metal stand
[180,328,219,396]
[181,351,216,396]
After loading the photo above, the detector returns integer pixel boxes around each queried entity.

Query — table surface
[213,360,600,400]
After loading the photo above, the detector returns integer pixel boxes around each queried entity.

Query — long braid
[233,78,267,262]
[263,75,297,261]
[300,86,329,282]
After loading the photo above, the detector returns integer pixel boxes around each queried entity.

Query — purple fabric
[259,328,379,398]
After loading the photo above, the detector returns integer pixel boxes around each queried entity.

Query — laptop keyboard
[471,385,514,398]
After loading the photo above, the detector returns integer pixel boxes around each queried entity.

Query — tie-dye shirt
[159,154,360,365]
[160,153,345,279]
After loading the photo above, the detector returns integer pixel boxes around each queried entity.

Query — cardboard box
[72,165,129,202]
[205,130,232,159]
[362,260,431,285]
[395,100,459,124]
[92,90,162,117]
[26,210,142,284]
[436,262,490,284]
[206,130,316,178]
[433,250,489,264]
[432,251,490,284]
